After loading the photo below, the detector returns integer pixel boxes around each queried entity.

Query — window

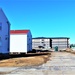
[42,39,44,41]
[5,37,8,40]
[0,37,2,46]
[5,35,8,40]
[8,48,9,51]
[0,42,2,46]
[0,26,2,30]
[0,22,2,30]
[7,21,10,25]
[43,44,46,46]
[41,41,44,43]
[29,38,30,41]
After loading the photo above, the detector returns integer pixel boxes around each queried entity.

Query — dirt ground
[1,52,75,75]
[65,48,75,54]
[0,52,51,67]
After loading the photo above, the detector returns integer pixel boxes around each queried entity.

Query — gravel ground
[1,52,75,75]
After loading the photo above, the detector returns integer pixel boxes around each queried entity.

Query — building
[51,37,69,50]
[32,37,50,49]
[10,30,32,54]
[32,37,70,51]
[0,8,10,56]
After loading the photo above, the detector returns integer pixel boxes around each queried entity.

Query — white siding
[10,34,27,53]
[32,39,50,49]
[52,38,68,50]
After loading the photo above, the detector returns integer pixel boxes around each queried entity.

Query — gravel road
[1,52,75,75]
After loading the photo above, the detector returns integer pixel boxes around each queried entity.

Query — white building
[0,8,10,56]
[10,30,32,54]
[32,37,70,51]
[32,37,50,49]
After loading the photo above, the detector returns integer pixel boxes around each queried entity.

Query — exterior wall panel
[32,37,69,50]
[0,9,10,54]
[52,38,69,50]
[10,34,27,53]
[32,38,50,49]
[27,31,32,52]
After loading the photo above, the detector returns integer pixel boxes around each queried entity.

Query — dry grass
[65,48,75,54]
[0,53,51,67]
[70,51,75,54]
[0,72,9,74]
[65,48,73,52]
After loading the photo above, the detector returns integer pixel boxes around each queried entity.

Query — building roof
[33,37,70,39]
[10,30,30,34]
[0,8,11,25]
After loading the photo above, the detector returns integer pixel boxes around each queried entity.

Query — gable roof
[0,8,11,25]
[10,30,30,34]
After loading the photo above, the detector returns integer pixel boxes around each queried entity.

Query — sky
[0,0,75,44]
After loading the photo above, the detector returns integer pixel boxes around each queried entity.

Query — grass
[0,52,51,67]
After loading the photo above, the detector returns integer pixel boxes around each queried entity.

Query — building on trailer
[10,30,32,54]
[32,37,70,51]
[0,8,10,56]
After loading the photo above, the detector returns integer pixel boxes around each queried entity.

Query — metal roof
[32,37,70,39]
[10,30,30,34]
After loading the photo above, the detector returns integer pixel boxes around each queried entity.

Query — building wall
[10,34,27,53]
[27,31,32,52]
[32,39,50,49]
[32,39,41,49]
[32,38,69,50]
[0,9,10,54]
[52,38,69,50]
[42,39,50,49]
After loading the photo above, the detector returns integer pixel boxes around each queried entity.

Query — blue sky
[0,0,75,44]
